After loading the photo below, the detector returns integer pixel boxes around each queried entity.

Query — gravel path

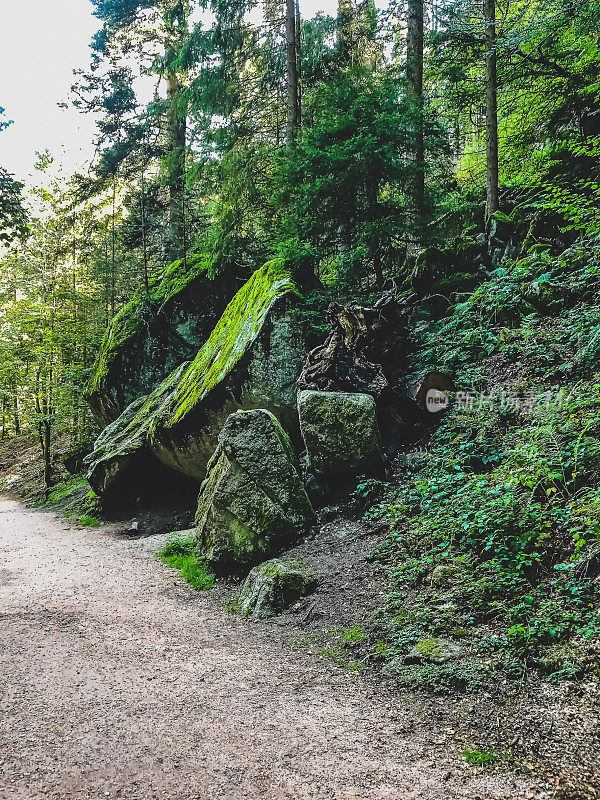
[0,498,533,800]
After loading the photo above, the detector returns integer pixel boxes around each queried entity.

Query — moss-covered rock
[85,253,240,426]
[84,261,306,495]
[238,558,316,618]
[298,390,384,481]
[84,362,190,496]
[196,408,315,572]
[405,637,462,665]
[148,260,306,479]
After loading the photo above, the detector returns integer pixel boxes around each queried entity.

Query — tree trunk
[141,163,149,293]
[337,0,353,63]
[111,179,116,318]
[407,0,425,217]
[43,415,52,497]
[295,0,302,130]
[484,0,499,221]
[286,0,300,145]
[166,69,187,259]
[13,391,19,436]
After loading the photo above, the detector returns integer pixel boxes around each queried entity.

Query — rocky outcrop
[238,559,316,618]
[195,409,315,572]
[298,390,384,480]
[85,254,241,426]
[85,262,306,495]
[149,263,306,479]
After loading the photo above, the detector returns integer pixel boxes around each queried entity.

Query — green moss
[195,446,229,529]
[415,638,443,658]
[160,260,296,429]
[89,363,188,477]
[86,253,209,399]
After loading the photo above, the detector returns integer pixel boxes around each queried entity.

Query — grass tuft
[158,535,215,591]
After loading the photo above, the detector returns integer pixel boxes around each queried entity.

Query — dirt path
[0,498,535,800]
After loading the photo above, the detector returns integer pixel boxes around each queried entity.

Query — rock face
[238,559,316,618]
[85,262,306,495]
[298,390,384,480]
[85,254,241,427]
[196,409,315,572]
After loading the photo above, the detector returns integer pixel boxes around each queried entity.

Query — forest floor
[0,495,544,800]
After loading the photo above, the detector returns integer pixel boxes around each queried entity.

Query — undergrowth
[368,235,600,692]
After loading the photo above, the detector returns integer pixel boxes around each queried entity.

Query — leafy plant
[158,535,215,591]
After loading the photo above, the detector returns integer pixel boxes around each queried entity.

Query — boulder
[149,264,306,479]
[84,362,189,496]
[405,637,462,665]
[238,559,316,618]
[298,390,384,480]
[196,408,315,572]
[85,262,306,495]
[85,253,241,426]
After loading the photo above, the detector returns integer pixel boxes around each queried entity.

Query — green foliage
[272,65,445,291]
[316,624,367,670]
[372,238,600,689]
[463,749,497,766]
[0,166,28,244]
[158,534,215,591]
[78,515,101,528]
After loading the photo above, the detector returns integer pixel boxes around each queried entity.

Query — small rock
[430,563,459,587]
[238,559,317,618]
[405,637,462,665]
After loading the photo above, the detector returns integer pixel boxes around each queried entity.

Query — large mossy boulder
[298,390,384,480]
[148,261,306,480]
[85,262,306,495]
[85,254,240,426]
[238,559,316,618]
[195,408,315,572]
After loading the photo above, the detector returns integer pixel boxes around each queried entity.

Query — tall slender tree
[484,0,499,220]
[406,0,425,215]
[286,0,301,144]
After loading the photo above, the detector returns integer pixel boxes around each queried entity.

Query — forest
[1,0,600,795]
[2,0,597,458]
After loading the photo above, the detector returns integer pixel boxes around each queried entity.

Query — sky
[0,0,339,189]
